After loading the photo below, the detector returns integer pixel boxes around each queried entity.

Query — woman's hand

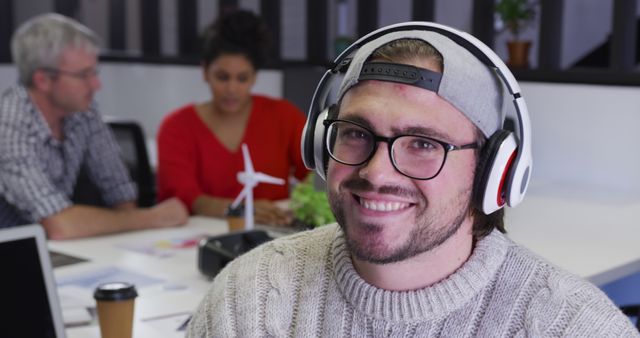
[254,199,291,226]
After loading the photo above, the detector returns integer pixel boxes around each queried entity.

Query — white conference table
[51,216,238,338]
[505,187,640,286]
[51,191,640,337]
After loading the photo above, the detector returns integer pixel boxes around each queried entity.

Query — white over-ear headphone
[301,22,532,215]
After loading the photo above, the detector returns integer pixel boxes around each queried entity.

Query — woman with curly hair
[157,10,308,226]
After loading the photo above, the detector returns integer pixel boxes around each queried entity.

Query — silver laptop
[0,225,66,338]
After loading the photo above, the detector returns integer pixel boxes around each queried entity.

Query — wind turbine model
[230,144,285,230]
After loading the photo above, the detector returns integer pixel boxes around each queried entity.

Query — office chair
[72,120,156,207]
[620,304,640,331]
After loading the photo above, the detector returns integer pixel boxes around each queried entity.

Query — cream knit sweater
[187,225,638,337]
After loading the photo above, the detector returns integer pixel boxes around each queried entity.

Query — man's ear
[32,69,53,92]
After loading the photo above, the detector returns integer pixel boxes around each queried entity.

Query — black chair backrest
[620,305,640,331]
[108,121,155,207]
[72,120,156,207]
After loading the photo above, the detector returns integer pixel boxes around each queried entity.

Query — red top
[156,95,309,211]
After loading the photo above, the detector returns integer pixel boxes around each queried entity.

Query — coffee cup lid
[93,282,138,301]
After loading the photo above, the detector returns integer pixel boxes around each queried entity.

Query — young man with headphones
[188,22,637,337]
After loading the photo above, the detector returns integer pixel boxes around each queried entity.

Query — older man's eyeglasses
[41,67,99,81]
[324,119,479,180]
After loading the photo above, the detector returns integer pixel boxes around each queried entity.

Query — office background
[1,0,639,191]
[0,0,638,311]
[2,0,640,70]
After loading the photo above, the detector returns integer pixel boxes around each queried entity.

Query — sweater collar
[331,227,511,322]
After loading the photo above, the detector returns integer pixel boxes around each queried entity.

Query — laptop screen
[0,225,66,338]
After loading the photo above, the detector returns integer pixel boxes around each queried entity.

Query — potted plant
[290,175,335,228]
[495,0,537,68]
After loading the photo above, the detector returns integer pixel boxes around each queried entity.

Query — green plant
[495,0,537,40]
[290,175,335,228]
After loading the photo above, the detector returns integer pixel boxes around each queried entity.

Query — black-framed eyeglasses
[324,119,479,180]
[41,67,99,81]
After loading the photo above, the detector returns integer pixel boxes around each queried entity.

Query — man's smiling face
[327,62,479,264]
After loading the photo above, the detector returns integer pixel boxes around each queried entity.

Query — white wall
[521,81,640,197]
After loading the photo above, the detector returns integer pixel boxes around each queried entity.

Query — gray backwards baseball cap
[337,30,506,138]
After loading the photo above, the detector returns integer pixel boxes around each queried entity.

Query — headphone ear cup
[310,105,337,180]
[302,110,320,171]
[473,130,518,215]
[321,105,339,176]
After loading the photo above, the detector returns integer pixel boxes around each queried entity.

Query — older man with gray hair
[0,13,188,239]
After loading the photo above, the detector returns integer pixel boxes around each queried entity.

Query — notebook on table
[0,225,66,338]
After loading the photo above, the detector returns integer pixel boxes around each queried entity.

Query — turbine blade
[254,172,285,185]
[241,144,254,173]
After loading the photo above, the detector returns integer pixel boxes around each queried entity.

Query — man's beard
[49,90,92,114]
[329,176,471,264]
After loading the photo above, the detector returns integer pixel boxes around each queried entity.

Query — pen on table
[177,314,192,331]
[141,311,191,322]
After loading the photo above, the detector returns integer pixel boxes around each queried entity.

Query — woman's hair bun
[201,9,271,68]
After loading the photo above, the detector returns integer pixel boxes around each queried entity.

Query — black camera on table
[197,230,273,278]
